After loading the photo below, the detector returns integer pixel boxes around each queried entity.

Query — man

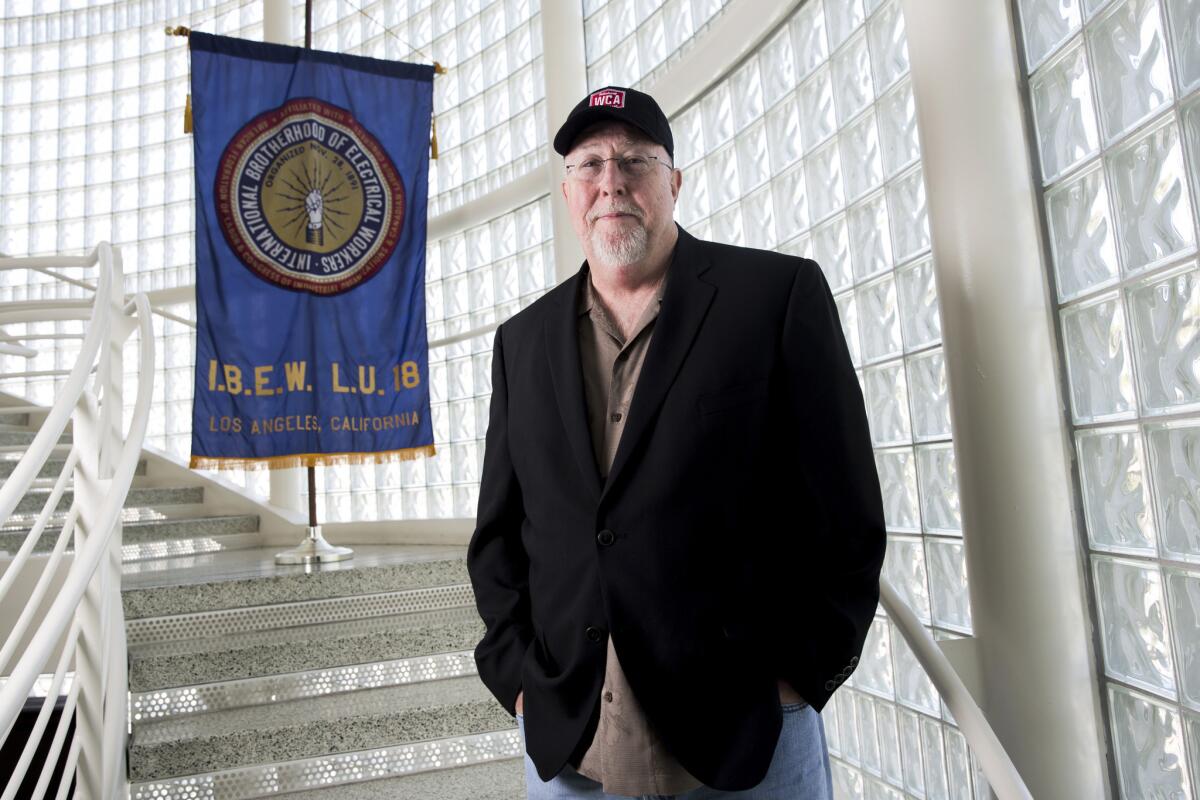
[467,85,886,798]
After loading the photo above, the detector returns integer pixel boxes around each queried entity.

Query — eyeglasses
[564,154,673,182]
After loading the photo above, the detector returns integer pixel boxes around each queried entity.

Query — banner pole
[275,2,355,566]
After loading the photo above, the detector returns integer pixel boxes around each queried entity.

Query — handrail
[0,243,155,800]
[879,580,1033,799]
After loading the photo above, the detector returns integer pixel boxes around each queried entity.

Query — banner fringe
[189,444,437,471]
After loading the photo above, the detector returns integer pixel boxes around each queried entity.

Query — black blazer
[467,226,886,791]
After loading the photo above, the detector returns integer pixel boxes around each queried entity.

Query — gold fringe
[189,444,437,471]
[430,113,438,160]
[183,93,193,134]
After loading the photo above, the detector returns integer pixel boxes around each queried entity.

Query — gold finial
[165,25,191,37]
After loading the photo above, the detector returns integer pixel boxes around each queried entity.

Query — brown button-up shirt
[571,265,806,795]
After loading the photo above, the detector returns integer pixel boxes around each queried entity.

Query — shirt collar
[576,262,670,318]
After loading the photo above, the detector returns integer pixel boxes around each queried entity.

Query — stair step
[11,484,202,515]
[129,734,523,800]
[129,604,482,693]
[0,411,31,427]
[0,455,146,480]
[0,430,69,447]
[275,758,526,799]
[0,512,254,557]
[128,675,513,781]
[121,545,469,621]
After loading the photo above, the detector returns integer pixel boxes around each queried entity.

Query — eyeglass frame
[563,153,675,182]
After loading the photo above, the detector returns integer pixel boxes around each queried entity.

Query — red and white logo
[589,89,626,108]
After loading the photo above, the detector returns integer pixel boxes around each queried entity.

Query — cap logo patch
[589,89,626,108]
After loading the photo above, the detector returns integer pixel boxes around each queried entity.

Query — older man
[467,86,886,799]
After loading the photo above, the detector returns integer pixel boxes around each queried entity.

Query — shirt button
[604,691,614,702]
[597,529,615,546]
[586,626,603,642]
[610,412,622,422]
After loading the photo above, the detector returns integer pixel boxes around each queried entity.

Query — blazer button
[825,680,836,691]
[597,529,615,546]
[586,626,603,642]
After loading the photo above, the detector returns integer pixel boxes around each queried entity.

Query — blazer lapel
[543,228,716,505]
[544,271,603,503]
[601,228,715,503]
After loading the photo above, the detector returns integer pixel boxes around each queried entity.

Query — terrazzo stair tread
[121,544,470,620]
[274,757,526,799]
[0,455,145,479]
[128,605,483,692]
[0,430,70,447]
[0,513,258,554]
[13,484,202,514]
[128,674,511,781]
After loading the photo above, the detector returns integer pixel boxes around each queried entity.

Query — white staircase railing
[0,243,155,800]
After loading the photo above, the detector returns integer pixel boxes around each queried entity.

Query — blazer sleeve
[466,323,533,716]
[773,258,887,711]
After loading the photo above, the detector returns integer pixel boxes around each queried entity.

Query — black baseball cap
[553,86,674,161]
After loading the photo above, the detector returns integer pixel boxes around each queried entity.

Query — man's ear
[561,180,569,203]
[670,168,682,200]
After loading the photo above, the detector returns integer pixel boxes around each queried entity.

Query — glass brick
[856,273,902,362]
[840,110,884,201]
[735,121,770,194]
[831,31,874,125]
[824,0,865,50]
[759,29,796,109]
[707,144,740,212]
[1060,292,1137,422]
[1077,426,1157,553]
[1087,0,1173,142]
[1109,684,1192,796]
[765,95,803,172]
[856,693,882,774]
[1094,556,1177,695]
[896,256,942,349]
[1165,568,1200,708]
[771,162,809,242]
[1045,163,1120,300]
[886,166,929,263]
[875,447,920,531]
[798,66,838,151]
[742,186,776,249]
[810,215,852,292]
[1018,0,1083,68]
[921,717,949,800]
[1029,41,1100,182]
[864,360,912,445]
[847,193,893,282]
[1165,0,1200,91]
[917,442,961,533]
[1127,264,1200,414]
[710,202,744,246]
[1106,118,1195,274]
[729,59,764,132]
[893,621,939,715]
[908,349,952,440]
[806,140,845,222]
[928,539,972,631]
[836,291,861,366]
[674,103,705,168]
[857,617,895,697]
[867,0,909,91]
[1145,420,1200,560]
[791,1,830,79]
[944,726,973,800]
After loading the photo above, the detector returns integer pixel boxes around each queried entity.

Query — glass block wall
[583,0,731,90]
[667,1,985,797]
[1017,0,1200,796]
[295,0,547,217]
[301,195,556,521]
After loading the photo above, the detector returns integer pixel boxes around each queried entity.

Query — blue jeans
[517,702,834,800]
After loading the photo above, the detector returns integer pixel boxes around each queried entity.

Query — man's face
[560,121,682,270]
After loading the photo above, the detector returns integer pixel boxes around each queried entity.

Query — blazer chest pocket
[697,378,769,416]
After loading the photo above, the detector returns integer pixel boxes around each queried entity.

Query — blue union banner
[189,33,435,469]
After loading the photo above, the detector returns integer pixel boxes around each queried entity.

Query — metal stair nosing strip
[128,606,484,693]
[121,557,471,622]
[127,675,514,782]
[128,729,523,800]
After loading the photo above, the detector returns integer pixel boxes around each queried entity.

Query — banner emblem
[216,97,405,295]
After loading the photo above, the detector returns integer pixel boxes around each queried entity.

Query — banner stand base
[275,525,354,565]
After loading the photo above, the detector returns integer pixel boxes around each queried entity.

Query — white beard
[589,221,648,268]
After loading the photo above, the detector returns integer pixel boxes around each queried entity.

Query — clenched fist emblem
[305,189,324,245]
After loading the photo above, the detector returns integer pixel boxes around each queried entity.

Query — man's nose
[595,158,628,195]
